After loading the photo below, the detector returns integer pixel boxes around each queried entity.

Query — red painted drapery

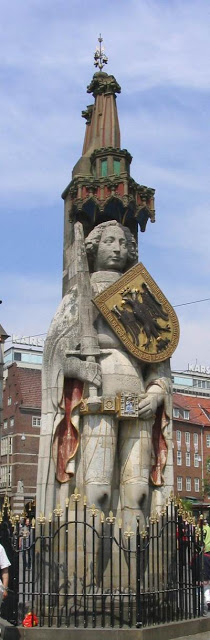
[53,378,83,483]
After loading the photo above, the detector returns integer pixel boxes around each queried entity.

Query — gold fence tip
[106,511,115,524]
[48,513,52,523]
[53,505,63,517]
[89,504,99,517]
[65,497,69,508]
[149,512,155,524]
[38,512,46,525]
[101,511,105,523]
[72,488,81,502]
[118,518,122,529]
[124,526,134,539]
[83,495,87,506]
[32,518,36,528]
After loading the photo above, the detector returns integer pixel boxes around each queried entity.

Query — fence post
[136,516,141,628]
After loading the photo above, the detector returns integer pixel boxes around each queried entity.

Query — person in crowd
[0,543,11,601]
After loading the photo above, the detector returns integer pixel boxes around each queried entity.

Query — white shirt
[0,544,11,570]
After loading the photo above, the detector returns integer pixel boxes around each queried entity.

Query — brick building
[1,345,42,514]
[172,367,210,515]
[0,322,9,453]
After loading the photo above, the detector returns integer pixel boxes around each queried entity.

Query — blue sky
[1,0,210,371]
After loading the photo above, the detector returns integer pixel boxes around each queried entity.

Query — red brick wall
[1,364,41,507]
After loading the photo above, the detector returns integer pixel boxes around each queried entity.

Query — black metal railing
[0,492,205,628]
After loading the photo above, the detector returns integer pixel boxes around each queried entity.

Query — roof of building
[173,392,210,426]
[16,366,41,408]
[0,324,9,341]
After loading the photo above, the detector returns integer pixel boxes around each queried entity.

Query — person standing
[0,543,11,601]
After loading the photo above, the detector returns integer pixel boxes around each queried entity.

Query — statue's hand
[138,385,164,419]
[85,362,102,388]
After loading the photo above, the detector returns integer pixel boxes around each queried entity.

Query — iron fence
[0,492,205,628]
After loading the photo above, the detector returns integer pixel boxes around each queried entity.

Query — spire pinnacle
[94,34,108,71]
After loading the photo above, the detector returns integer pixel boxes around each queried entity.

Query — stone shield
[93,262,179,363]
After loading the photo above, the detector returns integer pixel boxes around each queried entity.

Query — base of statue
[1,616,210,640]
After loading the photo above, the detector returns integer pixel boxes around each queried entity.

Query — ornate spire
[93,34,108,71]
[61,47,156,294]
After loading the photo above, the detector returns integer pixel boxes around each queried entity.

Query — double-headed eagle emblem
[93,263,179,363]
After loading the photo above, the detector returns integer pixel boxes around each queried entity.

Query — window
[194,433,198,446]
[177,477,182,491]
[195,478,200,492]
[183,410,190,420]
[10,417,14,427]
[185,432,190,445]
[176,430,181,443]
[1,438,7,456]
[3,420,7,429]
[0,466,7,487]
[194,453,200,467]
[7,397,11,406]
[194,453,199,467]
[173,408,179,418]
[92,162,96,178]
[14,352,21,362]
[177,451,182,466]
[113,158,121,175]
[207,435,210,448]
[8,437,12,455]
[186,477,191,492]
[8,465,12,488]
[207,461,210,472]
[32,416,41,428]
[186,452,190,467]
[101,159,108,177]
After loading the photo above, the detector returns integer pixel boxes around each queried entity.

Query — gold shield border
[93,262,180,363]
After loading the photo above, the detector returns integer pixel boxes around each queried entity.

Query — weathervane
[94,34,108,71]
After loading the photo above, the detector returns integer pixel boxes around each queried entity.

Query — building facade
[1,345,42,514]
[172,367,210,515]
[0,323,9,454]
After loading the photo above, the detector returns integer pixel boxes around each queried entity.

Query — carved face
[95,225,128,272]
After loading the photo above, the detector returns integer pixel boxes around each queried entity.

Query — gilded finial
[94,34,108,71]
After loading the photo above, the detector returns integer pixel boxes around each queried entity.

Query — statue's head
[85,221,137,273]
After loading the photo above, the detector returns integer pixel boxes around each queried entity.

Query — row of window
[172,376,210,390]
[177,451,200,467]
[177,477,199,492]
[176,430,210,448]
[3,417,14,429]
[176,430,198,445]
[3,416,41,429]
[193,379,210,390]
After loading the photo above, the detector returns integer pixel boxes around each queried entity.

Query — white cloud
[1,275,61,338]
[172,315,210,372]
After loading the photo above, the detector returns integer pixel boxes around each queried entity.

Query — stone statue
[37,220,172,533]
